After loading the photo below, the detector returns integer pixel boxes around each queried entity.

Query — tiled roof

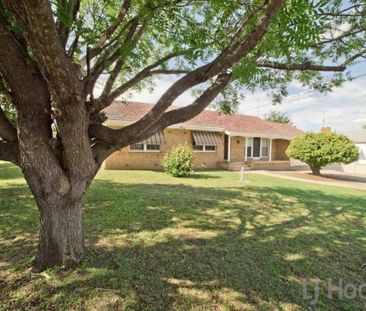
[104,101,303,139]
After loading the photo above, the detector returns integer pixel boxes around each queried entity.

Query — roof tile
[104,101,303,138]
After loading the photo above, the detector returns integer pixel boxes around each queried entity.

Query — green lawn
[1,162,366,310]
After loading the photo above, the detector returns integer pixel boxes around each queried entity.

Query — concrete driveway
[249,169,366,191]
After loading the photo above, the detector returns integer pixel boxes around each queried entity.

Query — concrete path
[248,169,366,191]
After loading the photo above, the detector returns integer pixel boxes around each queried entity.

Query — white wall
[291,143,366,176]
[326,143,366,175]
[290,159,308,167]
[357,143,366,164]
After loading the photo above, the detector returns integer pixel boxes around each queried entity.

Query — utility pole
[322,111,326,128]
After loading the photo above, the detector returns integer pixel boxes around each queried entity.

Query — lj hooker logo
[302,265,366,306]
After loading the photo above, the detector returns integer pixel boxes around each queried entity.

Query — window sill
[129,150,161,153]
[193,150,216,153]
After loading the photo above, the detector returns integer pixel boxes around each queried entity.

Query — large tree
[286,132,359,175]
[0,0,365,271]
[265,111,291,124]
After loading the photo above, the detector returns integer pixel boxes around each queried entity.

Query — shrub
[286,132,359,175]
[162,144,195,177]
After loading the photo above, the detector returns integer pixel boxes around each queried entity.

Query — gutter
[104,120,225,132]
[105,120,296,140]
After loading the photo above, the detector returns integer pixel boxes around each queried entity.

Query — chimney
[320,126,331,133]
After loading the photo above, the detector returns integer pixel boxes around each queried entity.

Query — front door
[253,137,261,158]
[224,134,229,160]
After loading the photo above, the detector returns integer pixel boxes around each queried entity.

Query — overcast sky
[121,71,366,132]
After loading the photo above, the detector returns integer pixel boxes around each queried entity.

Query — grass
[0,161,366,310]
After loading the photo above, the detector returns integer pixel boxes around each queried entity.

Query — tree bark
[311,166,321,176]
[0,0,292,273]
[33,195,85,272]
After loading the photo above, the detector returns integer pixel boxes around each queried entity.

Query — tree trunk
[33,195,85,272]
[311,166,321,176]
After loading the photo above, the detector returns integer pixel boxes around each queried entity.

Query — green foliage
[161,144,195,177]
[265,111,291,124]
[361,124,366,130]
[58,0,366,107]
[0,94,16,123]
[286,132,359,174]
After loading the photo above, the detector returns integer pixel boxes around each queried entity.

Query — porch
[220,134,292,171]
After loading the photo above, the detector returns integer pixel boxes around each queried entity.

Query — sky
[120,72,366,133]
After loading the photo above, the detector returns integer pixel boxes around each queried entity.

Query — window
[246,138,252,157]
[261,138,269,157]
[205,145,216,151]
[130,143,144,151]
[146,144,160,151]
[192,143,216,152]
[193,144,204,151]
[129,143,160,152]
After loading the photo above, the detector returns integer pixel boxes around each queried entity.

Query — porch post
[269,138,273,162]
[244,137,248,161]
[228,135,231,161]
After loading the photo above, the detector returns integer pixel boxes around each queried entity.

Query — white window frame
[129,143,161,153]
[246,137,253,158]
[193,144,217,153]
[261,138,269,158]
[245,137,271,159]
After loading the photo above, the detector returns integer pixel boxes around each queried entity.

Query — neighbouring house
[103,101,303,171]
[327,130,366,175]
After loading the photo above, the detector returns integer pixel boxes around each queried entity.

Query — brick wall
[271,139,290,161]
[104,128,292,170]
[104,128,225,170]
[249,161,291,170]
[230,136,245,161]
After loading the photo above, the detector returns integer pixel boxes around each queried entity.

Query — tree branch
[257,46,366,72]
[4,1,96,182]
[94,51,188,111]
[147,72,232,132]
[311,27,366,47]
[0,12,46,107]
[317,4,365,17]
[92,0,285,145]
[5,1,81,100]
[91,72,231,163]
[0,141,19,164]
[343,48,366,65]
[149,69,190,75]
[86,18,147,96]
[256,61,346,72]
[79,0,132,67]
[56,0,81,47]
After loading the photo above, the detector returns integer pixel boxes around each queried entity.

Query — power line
[243,90,315,113]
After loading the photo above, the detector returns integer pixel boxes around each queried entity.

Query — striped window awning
[142,131,165,145]
[192,131,221,146]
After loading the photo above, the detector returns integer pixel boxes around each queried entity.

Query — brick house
[103,101,303,171]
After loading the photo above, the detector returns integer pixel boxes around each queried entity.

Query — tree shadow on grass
[1,175,366,310]
[189,172,221,179]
